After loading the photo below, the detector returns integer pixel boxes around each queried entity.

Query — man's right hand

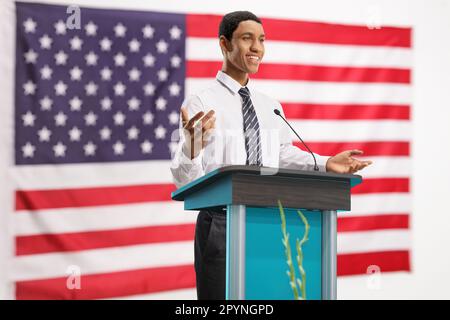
[181,107,216,160]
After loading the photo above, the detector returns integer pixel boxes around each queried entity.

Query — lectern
[171,166,361,300]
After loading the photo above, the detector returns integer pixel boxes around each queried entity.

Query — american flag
[7,2,411,299]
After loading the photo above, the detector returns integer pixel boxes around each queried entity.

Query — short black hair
[218,11,262,41]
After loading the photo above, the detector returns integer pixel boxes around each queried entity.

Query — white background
[1,0,449,299]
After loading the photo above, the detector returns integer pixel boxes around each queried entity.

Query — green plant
[278,200,310,300]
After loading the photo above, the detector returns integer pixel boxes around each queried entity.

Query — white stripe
[290,120,411,141]
[106,288,196,300]
[15,202,197,236]
[352,156,411,178]
[11,241,194,282]
[11,160,174,189]
[338,229,411,254]
[187,38,412,68]
[187,79,411,104]
[341,193,412,217]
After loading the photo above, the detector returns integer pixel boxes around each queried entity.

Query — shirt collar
[216,71,251,96]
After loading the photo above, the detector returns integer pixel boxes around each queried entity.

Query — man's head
[218,11,265,76]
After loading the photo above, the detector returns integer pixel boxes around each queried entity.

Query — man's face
[222,20,265,74]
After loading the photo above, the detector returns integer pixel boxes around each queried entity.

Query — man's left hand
[326,150,372,174]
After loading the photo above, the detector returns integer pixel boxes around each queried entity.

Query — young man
[171,11,372,299]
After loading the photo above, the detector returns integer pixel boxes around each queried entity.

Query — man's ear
[219,35,232,54]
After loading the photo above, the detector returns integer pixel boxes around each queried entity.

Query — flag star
[38,126,51,142]
[156,39,169,53]
[142,25,155,39]
[114,52,126,67]
[54,112,67,126]
[24,49,38,64]
[114,23,127,37]
[168,111,179,125]
[100,97,112,110]
[83,141,97,156]
[99,126,111,140]
[85,51,98,66]
[70,66,83,81]
[69,126,82,141]
[154,125,167,139]
[155,97,167,110]
[143,82,156,96]
[143,111,154,125]
[70,36,83,51]
[23,18,37,33]
[143,53,155,67]
[85,81,98,96]
[168,82,181,96]
[128,38,141,52]
[100,37,112,51]
[40,96,53,111]
[169,25,182,40]
[171,55,182,68]
[113,141,125,155]
[169,141,178,154]
[54,50,68,65]
[39,34,53,49]
[84,21,98,36]
[128,68,141,81]
[40,65,53,80]
[127,97,141,111]
[53,142,67,157]
[127,126,139,140]
[84,111,97,126]
[54,20,66,35]
[22,111,36,126]
[100,67,113,81]
[69,96,82,111]
[113,82,126,96]
[22,142,36,158]
[23,80,36,95]
[140,140,153,154]
[113,111,126,126]
[157,68,169,81]
[54,81,68,96]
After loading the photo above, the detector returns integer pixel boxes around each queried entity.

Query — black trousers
[194,209,226,300]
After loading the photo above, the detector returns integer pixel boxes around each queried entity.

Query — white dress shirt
[170,71,330,188]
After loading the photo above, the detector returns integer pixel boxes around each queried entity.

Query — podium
[172,165,361,300]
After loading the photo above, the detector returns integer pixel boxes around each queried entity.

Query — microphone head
[273,109,281,115]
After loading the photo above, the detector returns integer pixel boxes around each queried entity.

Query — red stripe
[187,61,410,83]
[293,141,410,156]
[187,14,411,47]
[338,214,409,232]
[352,178,409,194]
[15,183,176,211]
[338,250,411,276]
[16,223,195,256]
[284,103,410,120]
[15,264,195,300]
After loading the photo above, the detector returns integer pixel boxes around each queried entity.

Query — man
[171,11,372,299]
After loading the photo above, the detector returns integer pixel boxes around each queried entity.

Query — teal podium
[172,166,361,300]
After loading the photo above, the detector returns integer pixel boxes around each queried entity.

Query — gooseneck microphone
[274,109,319,171]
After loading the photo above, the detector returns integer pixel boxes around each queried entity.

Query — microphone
[274,109,319,171]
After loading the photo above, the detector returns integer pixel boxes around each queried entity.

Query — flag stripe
[338,214,409,232]
[15,183,176,211]
[348,193,411,216]
[337,250,411,276]
[16,264,196,300]
[16,223,195,256]
[186,14,412,47]
[294,141,410,156]
[352,178,409,194]
[284,103,410,120]
[338,230,410,254]
[187,61,410,83]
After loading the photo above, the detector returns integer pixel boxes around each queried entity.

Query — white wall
[1,0,450,299]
